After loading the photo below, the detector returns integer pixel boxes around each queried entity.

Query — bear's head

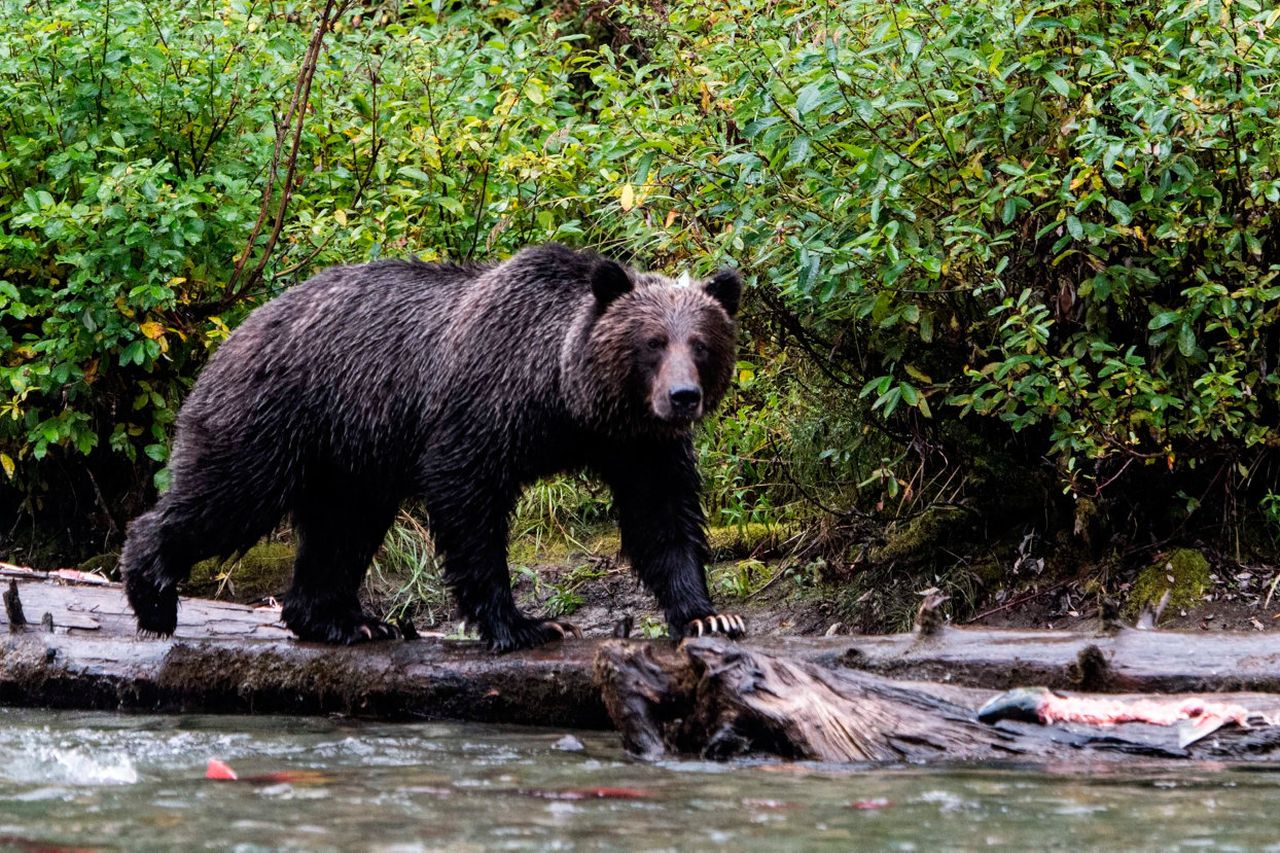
[567,258,741,434]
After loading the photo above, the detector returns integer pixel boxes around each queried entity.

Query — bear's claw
[683,613,746,639]
[489,617,582,653]
[285,608,402,645]
[541,619,584,640]
[354,620,402,643]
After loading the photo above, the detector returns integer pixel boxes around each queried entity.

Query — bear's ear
[705,268,742,318]
[591,259,633,311]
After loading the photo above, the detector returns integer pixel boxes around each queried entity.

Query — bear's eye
[646,337,666,351]
[692,340,709,356]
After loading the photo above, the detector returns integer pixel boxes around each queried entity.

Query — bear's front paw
[489,618,583,653]
[286,608,402,645]
[681,613,746,639]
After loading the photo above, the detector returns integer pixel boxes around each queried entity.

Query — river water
[0,708,1277,851]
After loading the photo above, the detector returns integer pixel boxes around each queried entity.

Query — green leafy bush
[600,0,1280,519]
[7,0,1278,562]
[0,0,292,478]
[0,0,631,533]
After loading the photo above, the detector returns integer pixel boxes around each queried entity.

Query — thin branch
[222,0,350,306]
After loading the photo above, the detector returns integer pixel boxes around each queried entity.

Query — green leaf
[785,136,811,168]
[437,196,466,216]
[919,312,934,343]
[398,166,434,184]
[1001,197,1018,225]
[1043,72,1070,97]
[1177,324,1196,357]
[1107,198,1132,225]
[794,83,823,117]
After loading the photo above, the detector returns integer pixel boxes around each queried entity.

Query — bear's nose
[669,386,702,410]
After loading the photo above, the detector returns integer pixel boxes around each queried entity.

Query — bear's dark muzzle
[667,385,703,419]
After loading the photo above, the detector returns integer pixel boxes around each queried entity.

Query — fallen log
[594,638,1280,763]
[2,568,1279,751]
[798,627,1280,693]
[0,566,608,727]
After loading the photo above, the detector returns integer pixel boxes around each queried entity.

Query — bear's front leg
[429,494,580,652]
[284,494,402,644]
[600,440,746,641]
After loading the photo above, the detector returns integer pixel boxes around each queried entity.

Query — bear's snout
[652,380,703,423]
[668,385,703,418]
[649,340,707,424]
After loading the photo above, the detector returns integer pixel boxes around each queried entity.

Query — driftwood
[594,638,1280,763]
[2,565,1280,766]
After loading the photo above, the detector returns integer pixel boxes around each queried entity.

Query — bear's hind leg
[120,507,186,636]
[282,493,399,644]
[121,487,277,636]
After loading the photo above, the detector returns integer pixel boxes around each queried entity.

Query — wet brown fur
[119,244,742,650]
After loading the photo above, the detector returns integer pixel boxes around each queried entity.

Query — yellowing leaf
[334,208,348,226]
[904,363,933,384]
[0,453,14,480]
[140,321,165,340]
[620,183,636,212]
[665,209,677,228]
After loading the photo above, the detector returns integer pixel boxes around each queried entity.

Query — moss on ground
[869,506,968,565]
[1126,548,1211,615]
[706,523,785,560]
[187,541,294,601]
[511,522,784,565]
[76,553,119,576]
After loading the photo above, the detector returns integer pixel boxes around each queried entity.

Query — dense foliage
[1,0,626,538]
[3,0,1278,561]
[600,0,1280,516]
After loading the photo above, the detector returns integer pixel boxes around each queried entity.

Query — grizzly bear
[120,244,745,650]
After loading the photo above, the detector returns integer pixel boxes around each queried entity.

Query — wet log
[595,638,1280,763]
[0,566,609,728]
[790,626,1280,693]
[1,566,1280,749]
